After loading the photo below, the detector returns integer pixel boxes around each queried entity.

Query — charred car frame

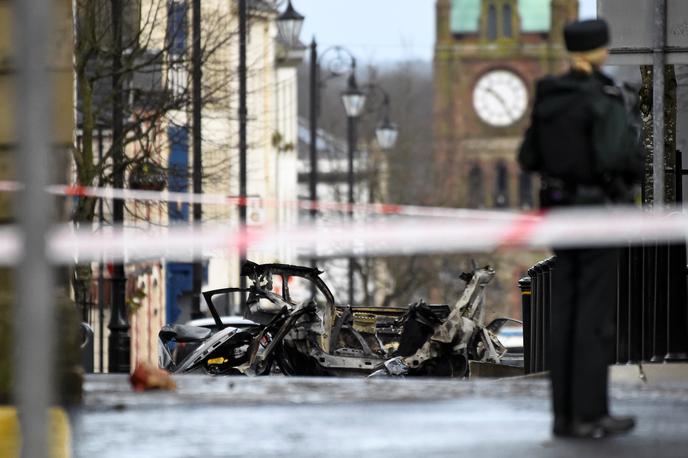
[158,261,520,377]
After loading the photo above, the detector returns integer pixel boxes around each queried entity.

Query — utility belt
[539,177,610,208]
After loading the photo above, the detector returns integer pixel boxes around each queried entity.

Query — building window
[167,0,188,56]
[166,0,188,99]
[494,161,509,208]
[468,164,484,208]
[503,4,513,38]
[167,63,188,99]
[167,126,189,222]
[487,4,497,40]
[519,171,533,209]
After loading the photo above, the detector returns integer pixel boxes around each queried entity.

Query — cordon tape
[0,181,687,264]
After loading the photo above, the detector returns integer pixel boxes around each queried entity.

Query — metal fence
[521,246,688,374]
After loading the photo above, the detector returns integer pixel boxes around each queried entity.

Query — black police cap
[564,19,609,52]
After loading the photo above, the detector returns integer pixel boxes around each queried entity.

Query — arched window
[468,164,484,208]
[487,4,497,40]
[519,172,533,209]
[503,4,513,38]
[494,161,509,208]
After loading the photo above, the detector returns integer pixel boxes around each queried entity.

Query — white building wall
[203,5,302,308]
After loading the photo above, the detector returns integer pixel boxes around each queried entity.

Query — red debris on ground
[130,362,176,392]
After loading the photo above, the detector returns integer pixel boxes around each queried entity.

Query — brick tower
[433,0,579,209]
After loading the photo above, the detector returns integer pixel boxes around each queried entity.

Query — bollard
[528,266,538,374]
[534,261,547,372]
[519,276,532,374]
[665,242,688,361]
[541,257,554,371]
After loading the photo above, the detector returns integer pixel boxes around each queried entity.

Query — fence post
[651,244,668,361]
[541,257,554,371]
[519,276,532,374]
[534,261,547,372]
[528,266,538,373]
[642,244,657,361]
[628,246,644,362]
[665,242,688,361]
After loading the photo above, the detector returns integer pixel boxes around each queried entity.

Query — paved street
[72,367,688,458]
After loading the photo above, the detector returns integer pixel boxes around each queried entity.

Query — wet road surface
[72,373,688,458]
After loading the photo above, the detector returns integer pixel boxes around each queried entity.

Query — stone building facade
[433,0,578,209]
[431,0,578,319]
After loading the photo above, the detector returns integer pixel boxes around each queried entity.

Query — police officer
[519,19,643,439]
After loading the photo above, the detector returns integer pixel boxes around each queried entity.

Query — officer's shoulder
[593,72,623,98]
[534,75,561,91]
[533,75,567,99]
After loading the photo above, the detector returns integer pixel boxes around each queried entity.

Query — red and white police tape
[0,206,686,265]
[0,180,533,221]
[1,180,687,263]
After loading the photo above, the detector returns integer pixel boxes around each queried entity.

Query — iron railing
[521,246,688,374]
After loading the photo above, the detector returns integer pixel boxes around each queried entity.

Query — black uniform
[518,69,643,424]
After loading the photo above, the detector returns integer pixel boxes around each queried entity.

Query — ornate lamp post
[374,95,398,151]
[342,81,398,305]
[109,0,130,373]
[308,45,358,220]
[277,0,305,46]
[234,0,305,310]
[341,69,366,305]
[355,83,398,151]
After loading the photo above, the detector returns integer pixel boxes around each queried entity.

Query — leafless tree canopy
[74,0,238,226]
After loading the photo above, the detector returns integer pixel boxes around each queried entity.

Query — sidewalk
[72,364,688,458]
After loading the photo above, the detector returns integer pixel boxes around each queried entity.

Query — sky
[294,0,598,64]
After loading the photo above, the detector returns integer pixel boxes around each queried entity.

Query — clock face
[472,70,528,127]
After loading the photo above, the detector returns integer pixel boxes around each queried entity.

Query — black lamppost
[238,0,248,309]
[341,69,366,306]
[277,0,305,46]
[235,1,304,311]
[109,0,130,373]
[341,79,398,306]
[373,93,399,151]
[358,83,399,153]
[308,45,357,220]
[363,85,398,306]
[191,0,204,320]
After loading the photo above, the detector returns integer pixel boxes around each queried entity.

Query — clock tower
[433,0,578,208]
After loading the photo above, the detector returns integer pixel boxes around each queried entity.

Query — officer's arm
[518,124,541,172]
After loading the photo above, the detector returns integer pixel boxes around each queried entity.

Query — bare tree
[72,0,240,304]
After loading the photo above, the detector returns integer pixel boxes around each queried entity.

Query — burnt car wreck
[158,261,519,378]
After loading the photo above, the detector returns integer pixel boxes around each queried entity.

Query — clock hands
[485,86,516,122]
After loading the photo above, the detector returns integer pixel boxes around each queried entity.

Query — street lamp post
[308,45,357,219]
[306,41,358,303]
[238,0,248,310]
[191,0,204,320]
[374,94,399,151]
[341,79,398,306]
[277,0,305,47]
[97,124,106,373]
[235,0,304,312]
[341,70,366,306]
[357,85,398,306]
[303,26,398,306]
[109,0,130,373]
[237,0,306,308]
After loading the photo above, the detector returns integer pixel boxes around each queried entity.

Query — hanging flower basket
[129,158,167,191]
